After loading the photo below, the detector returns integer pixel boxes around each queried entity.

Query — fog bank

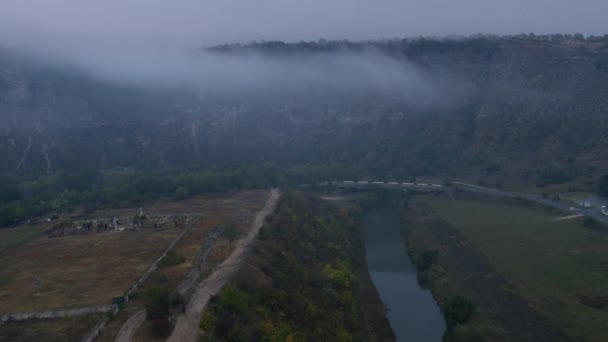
[1,36,466,108]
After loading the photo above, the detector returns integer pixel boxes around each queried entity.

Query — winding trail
[112,189,279,342]
[554,214,583,221]
[166,188,280,342]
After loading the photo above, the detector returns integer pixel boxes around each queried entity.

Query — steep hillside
[1,35,608,191]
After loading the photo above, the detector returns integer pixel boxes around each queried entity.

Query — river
[362,204,445,341]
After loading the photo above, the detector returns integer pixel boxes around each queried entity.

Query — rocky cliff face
[1,37,607,187]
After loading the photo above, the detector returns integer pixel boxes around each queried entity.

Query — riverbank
[361,202,445,341]
[401,191,608,341]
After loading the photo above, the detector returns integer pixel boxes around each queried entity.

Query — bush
[159,250,185,268]
[413,249,438,272]
[221,222,239,241]
[144,287,171,337]
[583,216,597,228]
[445,324,485,342]
[442,296,476,329]
[170,291,184,307]
[535,164,572,187]
[174,186,190,200]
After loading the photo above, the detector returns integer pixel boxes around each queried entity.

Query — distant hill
[1,35,608,190]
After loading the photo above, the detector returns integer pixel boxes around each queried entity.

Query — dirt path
[114,309,146,342]
[166,188,280,342]
[554,214,583,221]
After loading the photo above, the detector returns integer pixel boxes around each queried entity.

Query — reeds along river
[361,203,445,341]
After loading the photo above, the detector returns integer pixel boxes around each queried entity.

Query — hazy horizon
[1,0,607,47]
[0,0,602,112]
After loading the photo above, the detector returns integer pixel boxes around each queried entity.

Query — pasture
[426,199,608,341]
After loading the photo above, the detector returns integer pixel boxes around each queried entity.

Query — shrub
[413,249,438,272]
[221,222,239,241]
[174,186,190,200]
[535,164,572,187]
[159,250,185,268]
[144,287,171,337]
[442,296,476,329]
[170,291,184,307]
[446,324,485,342]
[583,216,597,228]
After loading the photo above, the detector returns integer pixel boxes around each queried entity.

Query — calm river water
[362,204,445,341]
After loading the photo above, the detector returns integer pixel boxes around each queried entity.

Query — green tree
[174,186,190,200]
[144,287,171,337]
[414,249,438,272]
[443,296,476,329]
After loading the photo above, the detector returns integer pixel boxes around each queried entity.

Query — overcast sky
[1,0,607,46]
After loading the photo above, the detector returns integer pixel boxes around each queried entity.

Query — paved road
[451,181,608,224]
[325,180,608,224]
[114,309,146,342]
[166,188,280,342]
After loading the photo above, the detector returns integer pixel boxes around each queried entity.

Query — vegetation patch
[0,314,103,342]
[143,286,172,338]
[426,198,608,341]
[158,250,185,268]
[199,191,394,341]
[412,248,438,272]
[0,224,46,254]
[442,296,476,329]
[0,191,268,312]
[219,221,239,241]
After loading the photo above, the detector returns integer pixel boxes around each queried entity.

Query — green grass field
[424,199,608,341]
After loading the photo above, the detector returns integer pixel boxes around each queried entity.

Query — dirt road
[114,309,146,342]
[166,188,280,342]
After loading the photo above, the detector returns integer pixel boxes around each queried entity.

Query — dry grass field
[0,313,103,342]
[0,190,268,313]
[0,228,181,312]
[96,189,268,341]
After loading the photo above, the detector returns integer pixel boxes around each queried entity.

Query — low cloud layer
[1,34,466,108]
[1,1,601,110]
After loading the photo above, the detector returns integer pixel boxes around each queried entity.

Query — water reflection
[362,205,445,341]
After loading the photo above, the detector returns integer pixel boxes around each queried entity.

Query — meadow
[425,198,608,341]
